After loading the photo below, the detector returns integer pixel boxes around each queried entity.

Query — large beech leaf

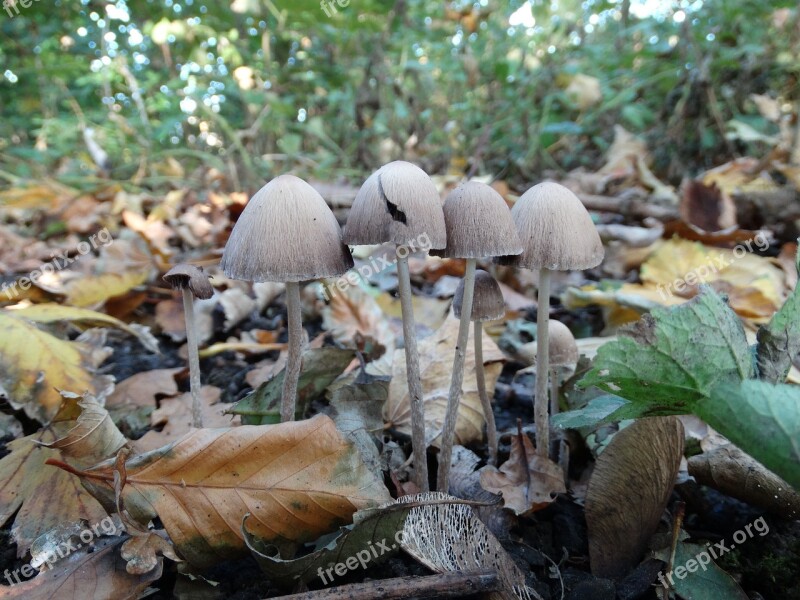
[697,381,800,489]
[586,417,684,578]
[0,536,162,600]
[0,396,125,555]
[580,288,754,413]
[53,414,391,567]
[0,312,113,421]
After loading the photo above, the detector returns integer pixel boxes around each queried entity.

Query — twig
[269,571,500,600]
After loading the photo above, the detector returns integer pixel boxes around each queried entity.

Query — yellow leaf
[63,270,150,307]
[0,313,110,421]
[385,316,505,446]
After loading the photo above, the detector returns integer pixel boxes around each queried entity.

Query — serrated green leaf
[579,288,754,411]
[697,380,800,489]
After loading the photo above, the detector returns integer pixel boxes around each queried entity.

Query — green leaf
[551,395,648,429]
[579,288,754,412]
[229,348,355,424]
[697,380,800,490]
[756,241,800,383]
[654,542,748,600]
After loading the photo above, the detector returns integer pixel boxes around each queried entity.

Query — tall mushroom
[502,182,603,457]
[221,174,353,423]
[435,182,521,491]
[343,161,446,492]
[451,269,505,467]
[164,264,214,428]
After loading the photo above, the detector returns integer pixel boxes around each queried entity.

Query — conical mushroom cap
[548,320,578,370]
[501,182,604,270]
[163,264,214,299]
[343,161,446,250]
[453,270,505,322]
[435,181,523,259]
[221,174,353,282]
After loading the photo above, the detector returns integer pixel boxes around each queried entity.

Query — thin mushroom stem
[475,319,498,466]
[281,281,303,423]
[181,288,203,428]
[437,258,476,491]
[550,367,560,460]
[396,251,429,492]
[535,267,551,457]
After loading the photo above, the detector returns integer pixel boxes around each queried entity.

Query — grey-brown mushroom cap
[548,320,579,369]
[164,264,214,299]
[453,270,505,322]
[342,161,446,250]
[499,181,604,270]
[434,181,523,259]
[220,174,354,282]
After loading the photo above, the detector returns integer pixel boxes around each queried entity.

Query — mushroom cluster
[214,169,601,494]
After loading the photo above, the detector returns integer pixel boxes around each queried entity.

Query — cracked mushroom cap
[163,264,214,299]
[343,161,446,250]
[548,320,579,370]
[500,182,604,271]
[435,181,523,259]
[220,174,353,282]
[452,270,505,322]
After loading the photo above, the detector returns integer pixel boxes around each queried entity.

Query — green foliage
[1,0,798,188]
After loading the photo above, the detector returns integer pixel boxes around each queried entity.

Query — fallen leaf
[679,181,737,232]
[321,283,396,352]
[53,414,391,567]
[385,315,505,447]
[479,427,565,515]
[0,536,162,600]
[652,540,748,600]
[586,417,684,578]
[120,530,181,575]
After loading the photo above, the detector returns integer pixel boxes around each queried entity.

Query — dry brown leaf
[0,312,113,421]
[133,385,239,453]
[120,531,181,575]
[0,536,162,600]
[398,492,541,600]
[385,315,504,446]
[108,368,183,410]
[0,395,125,555]
[321,283,395,350]
[479,427,565,515]
[54,414,391,567]
[679,180,737,232]
[586,417,684,578]
[155,298,188,342]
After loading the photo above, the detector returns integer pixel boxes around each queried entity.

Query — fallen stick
[269,571,501,600]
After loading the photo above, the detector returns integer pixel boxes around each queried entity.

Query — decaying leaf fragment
[50,414,391,567]
[585,417,684,578]
[479,426,565,515]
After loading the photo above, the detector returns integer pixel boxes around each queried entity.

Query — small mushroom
[343,161,446,492]
[546,320,578,471]
[221,174,353,422]
[163,264,214,428]
[500,182,603,457]
[452,269,505,466]
[434,181,521,490]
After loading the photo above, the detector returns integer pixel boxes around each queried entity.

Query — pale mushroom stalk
[181,288,204,428]
[437,258,476,491]
[475,319,498,466]
[549,367,560,417]
[396,252,429,491]
[535,267,551,457]
[281,281,303,423]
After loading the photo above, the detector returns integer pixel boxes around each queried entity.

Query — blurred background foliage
[0,0,798,192]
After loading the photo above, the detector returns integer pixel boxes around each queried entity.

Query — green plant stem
[535,267,551,457]
[282,281,303,423]
[437,259,476,491]
[396,252,429,492]
[182,288,203,428]
[475,320,498,466]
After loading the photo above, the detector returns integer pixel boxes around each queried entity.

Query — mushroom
[501,182,603,457]
[221,174,353,422]
[451,269,505,467]
[343,161,446,492]
[547,319,578,417]
[163,264,214,428]
[434,182,521,490]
